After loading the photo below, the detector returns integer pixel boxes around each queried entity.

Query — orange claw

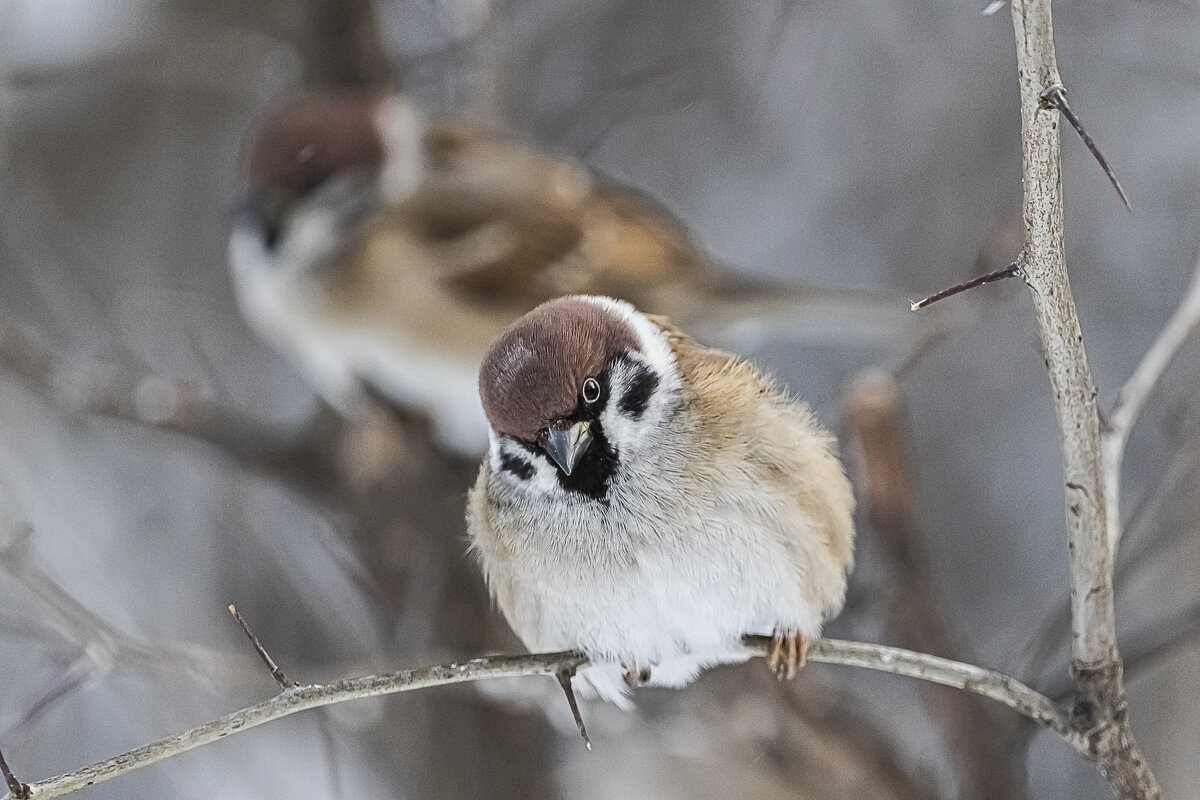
[766,630,809,680]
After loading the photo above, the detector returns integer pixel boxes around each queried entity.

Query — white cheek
[487,429,504,472]
[600,402,641,449]
[277,207,345,274]
[493,438,563,497]
[526,460,563,494]
[599,355,676,454]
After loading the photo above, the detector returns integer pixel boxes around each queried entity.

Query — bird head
[479,295,680,501]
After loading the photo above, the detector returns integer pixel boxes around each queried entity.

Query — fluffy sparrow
[229,93,909,454]
[467,295,855,706]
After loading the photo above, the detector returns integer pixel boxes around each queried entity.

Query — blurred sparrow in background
[229,93,906,454]
[467,295,855,705]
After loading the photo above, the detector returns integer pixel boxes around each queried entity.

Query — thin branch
[796,640,1076,743]
[554,666,591,749]
[228,605,295,691]
[909,262,1022,311]
[4,651,582,800]
[1,638,1077,800]
[1038,85,1132,211]
[0,747,27,800]
[1102,244,1200,553]
[1010,1,1160,796]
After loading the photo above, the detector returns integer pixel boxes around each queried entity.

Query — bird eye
[581,377,601,404]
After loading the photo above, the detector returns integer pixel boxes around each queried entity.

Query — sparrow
[229,93,909,454]
[466,295,855,706]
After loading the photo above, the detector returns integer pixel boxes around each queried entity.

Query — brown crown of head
[245,95,385,193]
[479,297,639,441]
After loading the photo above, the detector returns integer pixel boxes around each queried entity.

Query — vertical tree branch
[1009,2,1161,797]
[1013,0,1114,673]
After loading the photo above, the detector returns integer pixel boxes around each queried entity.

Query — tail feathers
[662,272,923,350]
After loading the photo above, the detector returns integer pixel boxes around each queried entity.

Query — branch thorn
[229,604,296,690]
[0,745,29,800]
[555,665,591,750]
[1039,85,1132,211]
[910,262,1023,311]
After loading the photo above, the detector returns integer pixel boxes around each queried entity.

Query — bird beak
[544,421,593,476]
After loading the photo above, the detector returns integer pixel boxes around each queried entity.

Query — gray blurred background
[0,1,1197,798]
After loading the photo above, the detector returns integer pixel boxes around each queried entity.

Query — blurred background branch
[1102,244,1200,554]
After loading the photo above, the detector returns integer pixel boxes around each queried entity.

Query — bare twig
[1102,245,1200,553]
[228,605,295,690]
[1038,85,1132,211]
[0,747,28,800]
[554,666,591,749]
[909,262,1022,311]
[1010,1,1160,796]
[4,651,582,800]
[0,638,1078,800]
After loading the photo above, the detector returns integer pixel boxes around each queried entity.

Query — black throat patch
[552,370,619,502]
[552,422,618,502]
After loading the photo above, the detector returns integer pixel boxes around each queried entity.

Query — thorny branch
[1038,85,1132,211]
[228,605,296,691]
[554,665,590,749]
[0,637,1081,800]
[1010,1,1159,797]
[910,262,1023,311]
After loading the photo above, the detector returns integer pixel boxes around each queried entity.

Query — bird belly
[504,512,822,704]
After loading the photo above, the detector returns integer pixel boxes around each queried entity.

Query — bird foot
[622,667,652,688]
[766,630,808,680]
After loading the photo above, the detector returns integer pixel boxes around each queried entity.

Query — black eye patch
[619,364,659,419]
